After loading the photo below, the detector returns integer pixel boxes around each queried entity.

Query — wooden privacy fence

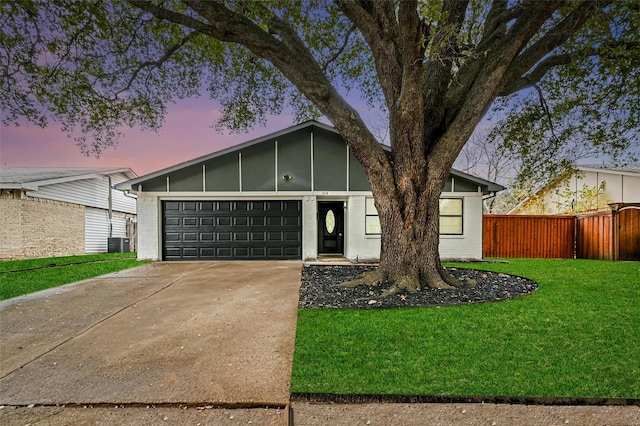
[576,212,612,260]
[483,203,640,260]
[483,215,576,259]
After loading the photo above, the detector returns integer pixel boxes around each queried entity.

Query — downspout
[108,176,113,238]
[482,191,498,213]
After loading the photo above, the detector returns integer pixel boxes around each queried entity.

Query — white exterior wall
[136,195,160,260]
[135,192,485,261]
[85,207,130,253]
[344,195,380,261]
[344,193,484,262]
[302,196,318,260]
[439,192,484,260]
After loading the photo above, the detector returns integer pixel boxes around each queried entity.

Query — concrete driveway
[1,261,301,424]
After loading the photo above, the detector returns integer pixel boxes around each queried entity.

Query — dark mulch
[299,264,539,309]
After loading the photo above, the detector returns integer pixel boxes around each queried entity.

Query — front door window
[325,209,336,234]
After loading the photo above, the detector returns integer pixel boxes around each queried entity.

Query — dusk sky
[1,94,375,178]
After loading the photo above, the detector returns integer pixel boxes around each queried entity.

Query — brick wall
[0,191,85,260]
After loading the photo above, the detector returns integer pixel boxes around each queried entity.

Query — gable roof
[0,167,137,191]
[117,120,504,193]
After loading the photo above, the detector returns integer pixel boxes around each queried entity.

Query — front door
[318,201,344,254]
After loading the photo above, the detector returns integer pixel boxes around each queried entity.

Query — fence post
[608,203,620,261]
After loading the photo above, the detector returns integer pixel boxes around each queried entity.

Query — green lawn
[291,259,640,399]
[0,253,149,300]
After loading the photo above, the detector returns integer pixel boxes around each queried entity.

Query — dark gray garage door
[163,200,302,260]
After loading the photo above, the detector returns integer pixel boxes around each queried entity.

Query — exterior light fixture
[282,174,293,182]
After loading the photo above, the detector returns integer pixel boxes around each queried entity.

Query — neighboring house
[117,121,504,262]
[509,163,640,215]
[0,167,137,260]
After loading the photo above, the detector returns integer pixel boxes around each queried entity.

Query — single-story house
[117,121,504,262]
[0,167,137,260]
[509,163,640,215]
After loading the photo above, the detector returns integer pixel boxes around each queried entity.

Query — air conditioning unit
[108,237,130,253]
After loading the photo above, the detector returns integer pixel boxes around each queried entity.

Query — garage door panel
[163,200,301,260]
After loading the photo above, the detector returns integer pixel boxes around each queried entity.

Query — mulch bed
[299,264,539,309]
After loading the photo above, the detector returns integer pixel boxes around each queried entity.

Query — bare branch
[114,31,198,97]
[500,53,572,94]
[321,23,356,73]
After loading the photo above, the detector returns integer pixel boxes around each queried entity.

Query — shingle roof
[0,167,137,190]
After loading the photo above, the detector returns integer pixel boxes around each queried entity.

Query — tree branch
[321,23,356,73]
[336,0,402,108]
[499,0,612,94]
[422,0,469,144]
[114,32,198,97]
[126,0,213,33]
[500,41,640,95]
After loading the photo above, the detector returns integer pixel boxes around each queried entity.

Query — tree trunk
[371,170,461,292]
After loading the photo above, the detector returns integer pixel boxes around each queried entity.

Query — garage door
[162,200,302,260]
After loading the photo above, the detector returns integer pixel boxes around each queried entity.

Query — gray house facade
[118,121,503,262]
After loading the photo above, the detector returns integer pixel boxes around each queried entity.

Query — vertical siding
[612,205,640,261]
[483,215,576,258]
[576,212,612,260]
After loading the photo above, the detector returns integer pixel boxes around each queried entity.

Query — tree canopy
[2,0,639,289]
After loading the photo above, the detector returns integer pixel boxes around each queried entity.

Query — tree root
[441,270,463,289]
[334,267,467,296]
[379,275,421,297]
[335,270,386,288]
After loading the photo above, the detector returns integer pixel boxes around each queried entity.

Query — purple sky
[0,97,299,177]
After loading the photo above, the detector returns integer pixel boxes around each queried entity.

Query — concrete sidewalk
[1,261,301,425]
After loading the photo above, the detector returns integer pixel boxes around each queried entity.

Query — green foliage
[553,180,610,214]
[3,0,638,160]
[486,1,640,191]
[292,259,640,398]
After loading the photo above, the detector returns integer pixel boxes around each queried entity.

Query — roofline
[1,168,137,191]
[118,120,338,188]
[576,165,640,177]
[448,168,506,192]
[116,121,504,193]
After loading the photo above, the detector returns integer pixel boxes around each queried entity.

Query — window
[365,198,381,234]
[439,198,463,235]
[364,197,463,235]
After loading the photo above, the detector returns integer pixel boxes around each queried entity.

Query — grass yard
[0,253,148,300]
[291,259,640,399]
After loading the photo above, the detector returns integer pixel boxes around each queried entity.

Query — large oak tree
[2,0,638,290]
